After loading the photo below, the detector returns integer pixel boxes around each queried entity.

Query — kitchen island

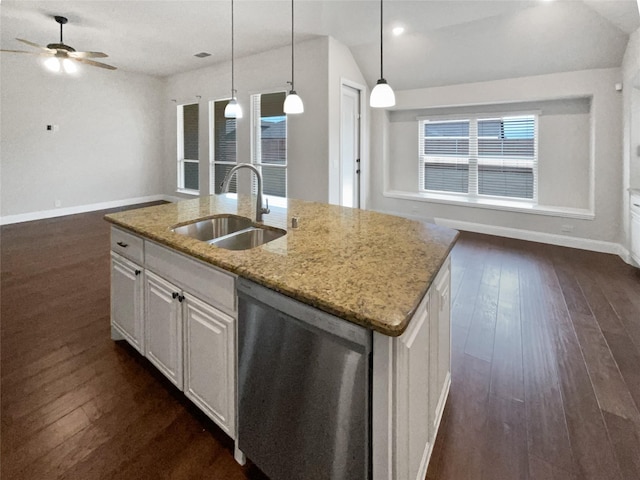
[105,194,458,480]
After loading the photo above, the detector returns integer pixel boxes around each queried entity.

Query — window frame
[250,90,288,203]
[418,111,539,204]
[176,102,200,195]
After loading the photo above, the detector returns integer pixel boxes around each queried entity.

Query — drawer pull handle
[135,269,141,276]
[634,204,640,208]
[117,241,128,248]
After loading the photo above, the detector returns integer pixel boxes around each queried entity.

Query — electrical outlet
[54,199,62,208]
[561,224,574,234]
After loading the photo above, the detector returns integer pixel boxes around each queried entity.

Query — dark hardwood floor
[2,206,640,479]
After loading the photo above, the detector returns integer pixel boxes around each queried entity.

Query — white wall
[370,68,624,245]
[385,98,592,209]
[163,37,330,203]
[0,54,164,219]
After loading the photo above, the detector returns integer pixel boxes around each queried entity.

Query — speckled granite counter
[105,195,458,336]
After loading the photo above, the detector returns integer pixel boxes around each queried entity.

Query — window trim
[418,111,539,203]
[176,102,200,194]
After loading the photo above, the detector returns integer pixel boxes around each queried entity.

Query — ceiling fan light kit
[370,0,396,108]
[0,15,116,73]
[225,0,243,119]
[283,0,303,115]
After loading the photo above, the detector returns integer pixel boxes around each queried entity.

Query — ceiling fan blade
[68,51,108,59]
[1,49,55,58]
[16,38,55,53]
[75,58,117,70]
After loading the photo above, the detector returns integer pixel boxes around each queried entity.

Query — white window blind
[211,99,237,194]
[177,103,199,191]
[251,91,287,198]
[419,114,537,201]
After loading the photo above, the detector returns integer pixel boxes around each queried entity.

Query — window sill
[383,190,595,220]
[176,188,200,196]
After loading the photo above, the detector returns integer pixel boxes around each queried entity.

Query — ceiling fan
[1,15,116,72]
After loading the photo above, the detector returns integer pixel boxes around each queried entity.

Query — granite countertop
[105,195,459,337]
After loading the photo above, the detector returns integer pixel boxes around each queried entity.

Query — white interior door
[340,85,361,208]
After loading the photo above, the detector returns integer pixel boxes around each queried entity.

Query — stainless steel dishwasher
[237,278,372,480]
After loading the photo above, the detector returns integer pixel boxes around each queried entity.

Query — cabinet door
[145,271,183,389]
[631,212,640,263]
[432,260,451,428]
[110,253,144,353]
[394,295,431,480]
[183,294,235,437]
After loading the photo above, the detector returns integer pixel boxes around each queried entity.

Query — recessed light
[392,26,405,36]
[194,52,212,58]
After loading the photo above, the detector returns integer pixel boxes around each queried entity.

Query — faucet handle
[262,197,270,214]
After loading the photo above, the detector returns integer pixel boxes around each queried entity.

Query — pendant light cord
[231,0,235,97]
[379,0,384,79]
[60,22,63,43]
[291,0,295,90]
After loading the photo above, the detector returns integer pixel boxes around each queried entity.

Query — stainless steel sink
[211,227,286,251]
[172,215,253,241]
[172,214,286,250]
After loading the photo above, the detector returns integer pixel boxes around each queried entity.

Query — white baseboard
[0,194,176,226]
[434,217,626,257]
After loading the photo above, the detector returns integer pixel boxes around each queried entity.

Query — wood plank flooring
[2,207,640,479]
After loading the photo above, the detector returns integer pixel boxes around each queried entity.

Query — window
[177,103,199,192]
[419,114,537,201]
[211,99,237,193]
[251,91,287,198]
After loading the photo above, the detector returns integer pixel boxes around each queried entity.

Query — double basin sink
[172,215,286,250]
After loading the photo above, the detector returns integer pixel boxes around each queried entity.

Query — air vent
[194,52,212,58]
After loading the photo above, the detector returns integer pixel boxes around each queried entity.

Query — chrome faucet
[220,164,270,222]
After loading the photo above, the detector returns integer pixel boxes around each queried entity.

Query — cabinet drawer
[145,241,236,315]
[111,227,144,263]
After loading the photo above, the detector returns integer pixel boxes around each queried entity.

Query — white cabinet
[183,295,235,436]
[145,271,184,389]
[110,228,237,441]
[110,252,144,353]
[631,194,640,265]
[430,263,451,431]
[372,256,452,480]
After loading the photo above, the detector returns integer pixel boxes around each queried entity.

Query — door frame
[339,78,368,210]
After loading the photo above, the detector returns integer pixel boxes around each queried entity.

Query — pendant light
[370,0,395,108]
[225,0,243,119]
[283,0,304,114]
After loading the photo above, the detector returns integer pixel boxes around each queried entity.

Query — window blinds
[252,92,287,198]
[213,100,237,194]
[179,103,199,191]
[419,114,537,201]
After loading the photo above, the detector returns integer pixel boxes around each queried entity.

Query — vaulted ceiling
[1,0,638,90]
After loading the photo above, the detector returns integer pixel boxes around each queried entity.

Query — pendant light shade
[370,79,395,108]
[225,0,242,119]
[283,91,304,114]
[224,98,243,119]
[283,0,303,114]
[370,0,395,108]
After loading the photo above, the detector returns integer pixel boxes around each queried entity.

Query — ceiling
[1,0,638,90]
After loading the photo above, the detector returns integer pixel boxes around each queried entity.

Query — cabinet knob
[178,295,185,303]
[135,269,141,276]
[172,292,179,299]
[116,241,128,248]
